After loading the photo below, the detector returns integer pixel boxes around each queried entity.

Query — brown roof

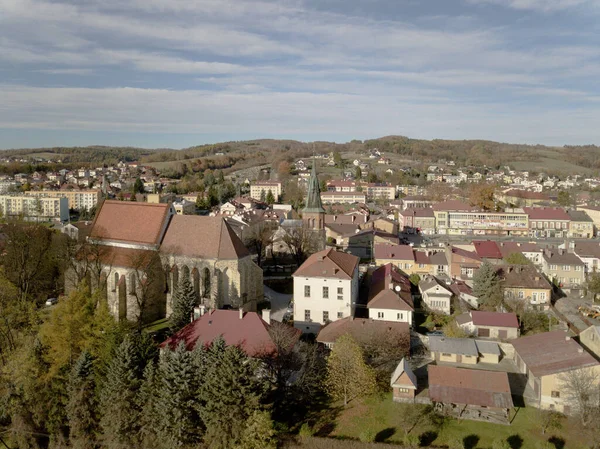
[542,249,585,265]
[293,248,359,280]
[324,214,368,225]
[428,365,513,409]
[523,207,570,221]
[432,200,474,211]
[368,264,414,311]
[90,246,156,269]
[374,243,414,261]
[161,215,250,259]
[496,265,551,290]
[504,189,548,200]
[470,311,519,329]
[497,241,541,257]
[316,316,410,344]
[473,240,503,259]
[414,251,430,264]
[161,310,282,357]
[512,330,599,377]
[573,241,600,259]
[400,208,435,218]
[90,200,171,246]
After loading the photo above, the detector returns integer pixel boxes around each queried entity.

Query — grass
[142,317,170,333]
[327,393,591,449]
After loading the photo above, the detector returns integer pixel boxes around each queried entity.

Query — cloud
[466,0,595,12]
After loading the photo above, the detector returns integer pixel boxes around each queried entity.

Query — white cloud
[467,0,596,12]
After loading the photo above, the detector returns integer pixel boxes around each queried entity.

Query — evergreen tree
[67,351,98,449]
[325,334,376,406]
[472,260,503,310]
[99,337,144,449]
[234,410,277,449]
[217,170,225,184]
[199,339,268,449]
[355,166,362,179]
[170,274,197,332]
[133,177,145,194]
[266,189,275,205]
[138,362,161,449]
[153,342,204,449]
[260,189,266,202]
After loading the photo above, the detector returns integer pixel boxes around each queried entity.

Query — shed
[390,358,417,402]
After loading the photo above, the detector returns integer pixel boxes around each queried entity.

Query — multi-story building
[320,191,366,204]
[401,195,433,210]
[397,185,427,197]
[567,210,594,238]
[524,207,570,239]
[249,181,282,202]
[437,210,529,236]
[326,180,357,192]
[0,195,69,221]
[365,182,395,200]
[374,243,415,273]
[499,265,553,310]
[25,189,101,211]
[292,248,360,334]
[499,189,549,207]
[367,264,414,325]
[541,249,585,290]
[577,205,600,235]
[399,208,436,234]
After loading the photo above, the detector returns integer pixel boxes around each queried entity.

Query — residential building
[0,195,69,221]
[374,243,415,273]
[499,189,549,207]
[436,210,529,237]
[447,246,482,281]
[397,185,427,197]
[339,229,398,259]
[497,241,543,266]
[292,248,359,334]
[365,183,395,200]
[401,195,433,210]
[473,240,504,264]
[455,311,520,339]
[61,221,93,242]
[572,241,600,273]
[419,275,453,315]
[367,264,414,325]
[25,188,100,211]
[321,191,366,204]
[513,330,600,413]
[249,181,282,201]
[172,199,195,215]
[449,281,479,309]
[316,316,410,349]
[429,336,502,364]
[577,205,600,235]
[370,217,398,234]
[326,180,357,192]
[399,208,436,234]
[567,210,594,238]
[428,365,513,424]
[499,265,552,310]
[579,325,600,360]
[541,249,585,290]
[524,207,570,239]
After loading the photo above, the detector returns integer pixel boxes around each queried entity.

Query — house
[401,195,433,210]
[578,325,600,360]
[428,365,513,424]
[447,246,482,281]
[399,208,436,235]
[567,210,594,239]
[572,241,600,274]
[499,189,549,207]
[340,229,399,259]
[541,248,585,291]
[374,243,415,273]
[316,316,410,351]
[524,207,570,239]
[499,265,552,310]
[497,241,543,266]
[161,309,291,357]
[577,205,600,235]
[449,281,479,309]
[429,336,502,364]
[292,248,360,334]
[249,181,282,201]
[61,221,93,243]
[455,311,519,340]
[473,240,504,264]
[370,217,398,235]
[390,358,418,402]
[418,275,453,315]
[513,330,600,413]
[367,264,414,325]
[321,191,366,204]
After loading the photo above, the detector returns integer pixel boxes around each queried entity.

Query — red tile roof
[316,316,410,344]
[293,248,359,280]
[512,330,599,377]
[374,243,414,261]
[504,189,548,200]
[160,310,280,357]
[473,240,503,259]
[428,365,513,409]
[368,264,414,311]
[470,311,519,329]
[414,251,430,264]
[90,200,172,246]
[497,241,541,258]
[523,207,570,221]
[432,200,474,211]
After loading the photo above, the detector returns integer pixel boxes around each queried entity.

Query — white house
[292,248,360,334]
[367,264,414,326]
[418,275,453,315]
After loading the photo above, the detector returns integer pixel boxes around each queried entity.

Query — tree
[126,251,166,329]
[409,273,421,286]
[587,272,600,302]
[531,409,562,435]
[283,179,305,211]
[260,189,266,202]
[504,252,531,265]
[170,273,197,332]
[133,177,145,195]
[352,325,410,374]
[281,225,322,266]
[243,220,275,267]
[558,367,600,427]
[442,321,469,338]
[332,150,344,168]
[67,351,98,449]
[266,189,275,205]
[472,261,503,310]
[99,337,145,449]
[200,340,268,449]
[325,334,376,406]
[355,166,362,179]
[557,191,571,207]
[217,169,225,184]
[234,410,277,449]
[469,183,496,210]
[391,403,434,437]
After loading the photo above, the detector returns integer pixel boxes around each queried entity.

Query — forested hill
[2,137,600,175]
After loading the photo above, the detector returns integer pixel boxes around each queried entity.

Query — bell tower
[303,159,325,230]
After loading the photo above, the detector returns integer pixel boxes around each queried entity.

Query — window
[304,285,311,297]
[322,286,329,298]
[575,265,582,272]
[397,388,409,393]
[323,311,329,322]
[304,310,311,321]
[378,312,384,318]
[441,353,452,357]
[550,264,558,270]
[337,312,343,319]
[551,391,560,398]
[518,291,525,299]
[337,287,343,300]
[563,265,571,271]
[540,292,546,301]
[397,313,403,320]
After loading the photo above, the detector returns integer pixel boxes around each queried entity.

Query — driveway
[263,284,292,322]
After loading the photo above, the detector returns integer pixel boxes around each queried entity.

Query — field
[304,393,594,449]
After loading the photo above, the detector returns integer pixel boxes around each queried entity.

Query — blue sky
[1,0,600,149]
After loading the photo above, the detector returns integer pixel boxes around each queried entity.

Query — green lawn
[142,317,171,333]
[327,393,591,449]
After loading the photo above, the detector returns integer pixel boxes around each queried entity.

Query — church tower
[303,159,325,230]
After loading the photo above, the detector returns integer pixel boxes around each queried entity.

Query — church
[68,200,263,324]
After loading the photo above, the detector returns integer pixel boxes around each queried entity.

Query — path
[263,284,292,322]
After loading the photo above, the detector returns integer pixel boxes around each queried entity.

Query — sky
[1,0,600,149]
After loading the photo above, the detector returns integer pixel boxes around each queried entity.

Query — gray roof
[475,340,501,356]
[390,357,417,389]
[429,336,478,356]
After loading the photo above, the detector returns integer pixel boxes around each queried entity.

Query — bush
[403,433,420,448]
[359,429,376,443]
[299,423,314,438]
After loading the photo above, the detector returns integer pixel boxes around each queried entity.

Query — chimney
[578,347,584,353]
[352,216,356,223]
[262,308,271,325]
[239,308,244,320]
[565,335,571,341]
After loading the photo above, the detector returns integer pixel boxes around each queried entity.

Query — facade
[567,210,594,238]
[456,311,520,340]
[577,205,600,235]
[401,195,433,210]
[524,207,570,239]
[365,183,395,200]
[541,249,585,290]
[513,330,600,413]
[292,248,360,334]
[25,189,101,211]
[172,199,195,215]
[367,264,414,325]
[0,194,69,221]
[429,336,501,364]
[249,181,282,201]
[418,276,453,315]
[374,243,415,273]
[500,264,552,310]
[399,208,436,234]
[339,229,399,259]
[437,210,529,236]
[579,325,600,359]
[68,200,263,324]
[320,191,366,204]
[447,246,482,281]
[390,358,418,402]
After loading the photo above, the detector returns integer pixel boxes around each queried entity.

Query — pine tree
[234,410,277,449]
[67,351,98,449]
[260,189,266,202]
[199,339,268,449]
[138,361,161,449]
[325,334,376,406]
[266,189,275,205]
[153,342,204,449]
[472,261,503,310]
[170,274,197,332]
[99,336,144,449]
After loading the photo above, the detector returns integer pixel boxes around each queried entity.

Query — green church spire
[303,159,325,214]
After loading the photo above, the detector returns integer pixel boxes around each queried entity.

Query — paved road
[263,284,292,322]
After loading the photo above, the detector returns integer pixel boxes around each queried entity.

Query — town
[1,143,600,449]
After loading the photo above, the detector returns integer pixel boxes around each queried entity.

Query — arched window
[202,267,211,300]
[129,272,136,295]
[192,268,200,299]
[113,272,119,292]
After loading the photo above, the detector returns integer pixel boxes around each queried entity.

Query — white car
[45,297,58,306]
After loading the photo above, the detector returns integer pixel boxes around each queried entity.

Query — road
[263,284,292,322]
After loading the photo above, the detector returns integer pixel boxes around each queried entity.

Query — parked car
[45,297,58,306]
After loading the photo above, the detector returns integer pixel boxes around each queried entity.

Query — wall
[369,307,412,325]
[579,327,600,359]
